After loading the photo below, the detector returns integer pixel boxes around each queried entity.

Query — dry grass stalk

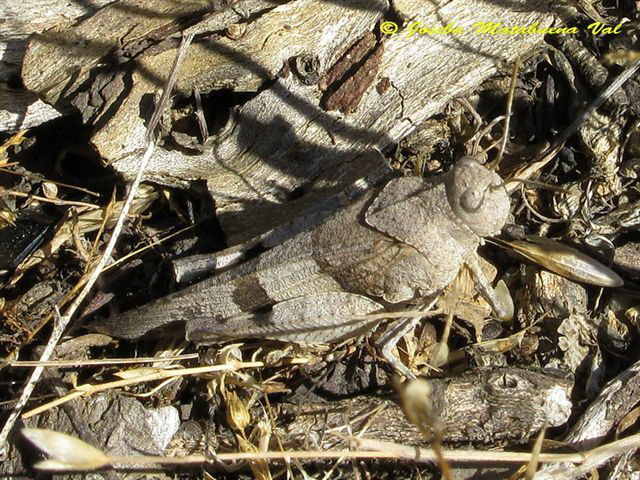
[0,32,195,458]
[101,224,197,273]
[0,189,100,209]
[0,167,100,197]
[21,428,640,473]
[525,425,547,479]
[492,56,521,169]
[11,353,200,368]
[400,379,452,480]
[22,360,265,419]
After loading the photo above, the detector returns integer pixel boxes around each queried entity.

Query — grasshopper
[93,157,512,377]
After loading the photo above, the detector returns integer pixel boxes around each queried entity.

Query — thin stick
[519,183,565,224]
[193,88,209,143]
[11,353,200,368]
[24,430,640,472]
[550,59,640,151]
[0,144,152,450]
[525,424,546,479]
[22,360,262,419]
[0,32,195,459]
[0,168,100,197]
[472,115,505,155]
[101,224,197,273]
[86,188,117,274]
[492,56,521,170]
[1,189,100,209]
[356,433,640,465]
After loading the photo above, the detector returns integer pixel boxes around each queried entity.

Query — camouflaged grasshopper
[94,157,512,376]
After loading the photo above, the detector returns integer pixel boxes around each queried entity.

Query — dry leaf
[226,390,251,431]
[41,182,59,200]
[505,237,623,287]
[237,435,272,480]
[0,130,28,165]
[439,262,494,340]
[8,184,159,285]
[0,209,16,227]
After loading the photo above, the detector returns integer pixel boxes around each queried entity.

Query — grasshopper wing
[187,292,384,344]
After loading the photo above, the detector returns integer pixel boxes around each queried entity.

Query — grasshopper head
[446,157,510,236]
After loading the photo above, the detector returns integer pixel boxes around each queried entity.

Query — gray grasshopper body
[94,158,511,349]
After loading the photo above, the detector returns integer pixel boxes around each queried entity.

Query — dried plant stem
[22,361,266,419]
[0,168,100,196]
[0,140,154,456]
[11,353,200,368]
[551,59,640,150]
[525,425,546,479]
[25,431,640,471]
[0,32,195,459]
[0,189,100,209]
[492,56,521,169]
[357,432,640,466]
[101,224,197,273]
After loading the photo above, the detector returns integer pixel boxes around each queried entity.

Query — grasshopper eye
[460,187,485,212]
[446,156,511,237]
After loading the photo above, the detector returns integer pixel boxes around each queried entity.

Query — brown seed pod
[502,236,624,288]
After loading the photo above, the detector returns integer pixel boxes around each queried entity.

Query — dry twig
[0,32,195,459]
[20,429,640,472]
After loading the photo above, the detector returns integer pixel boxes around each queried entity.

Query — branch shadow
[11,0,557,240]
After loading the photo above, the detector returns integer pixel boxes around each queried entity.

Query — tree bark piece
[282,367,573,446]
[534,359,640,479]
[564,358,640,451]
[0,86,60,132]
[0,0,117,132]
[21,0,212,104]
[21,0,556,242]
[110,0,555,242]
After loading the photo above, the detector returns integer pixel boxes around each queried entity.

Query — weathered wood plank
[0,86,60,131]
[0,0,115,131]
[20,0,556,242]
[281,368,572,445]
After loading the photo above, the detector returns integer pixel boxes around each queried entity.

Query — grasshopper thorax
[446,157,511,237]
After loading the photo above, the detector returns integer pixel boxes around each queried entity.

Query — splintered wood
[20,0,555,242]
[0,0,114,131]
[282,368,572,446]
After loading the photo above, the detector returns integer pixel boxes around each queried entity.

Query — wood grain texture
[21,0,213,103]
[564,358,640,450]
[0,0,115,82]
[280,367,574,445]
[0,0,115,131]
[20,0,555,241]
[105,0,554,241]
[0,86,61,131]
